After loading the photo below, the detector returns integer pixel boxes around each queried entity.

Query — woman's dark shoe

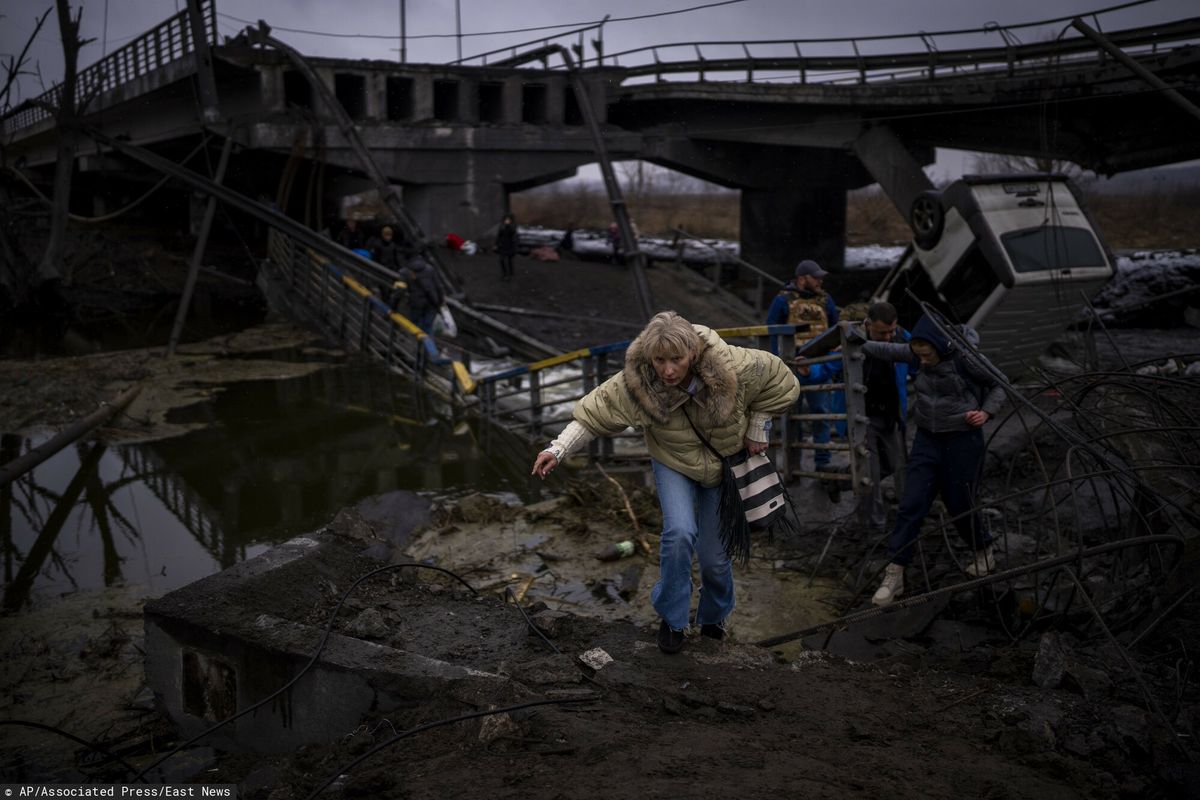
[657,621,685,654]
[699,623,725,641]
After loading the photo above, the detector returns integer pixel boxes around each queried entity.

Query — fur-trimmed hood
[623,324,738,427]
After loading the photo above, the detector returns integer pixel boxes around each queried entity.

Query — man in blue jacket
[766,260,839,474]
[799,302,909,529]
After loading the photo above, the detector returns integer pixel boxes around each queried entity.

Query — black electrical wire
[504,586,562,654]
[217,0,752,42]
[301,695,597,800]
[0,719,145,782]
[756,533,1186,647]
[132,561,478,782]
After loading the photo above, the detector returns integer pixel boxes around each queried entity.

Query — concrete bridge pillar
[740,182,847,279]
[404,180,507,245]
[644,140,869,280]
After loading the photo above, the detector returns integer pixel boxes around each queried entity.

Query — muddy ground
[3,228,1200,796]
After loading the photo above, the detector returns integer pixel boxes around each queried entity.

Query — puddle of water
[1,364,532,612]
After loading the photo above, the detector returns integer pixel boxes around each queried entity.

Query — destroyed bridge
[4,0,1200,276]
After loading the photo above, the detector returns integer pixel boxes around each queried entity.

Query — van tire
[910,191,945,249]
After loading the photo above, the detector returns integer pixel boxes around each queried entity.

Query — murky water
[1,364,532,612]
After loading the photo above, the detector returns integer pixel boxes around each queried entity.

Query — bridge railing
[455,20,608,67]
[1,0,216,136]
[265,229,477,404]
[599,17,1200,85]
[475,323,869,486]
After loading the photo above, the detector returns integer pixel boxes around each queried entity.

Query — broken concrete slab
[144,533,531,753]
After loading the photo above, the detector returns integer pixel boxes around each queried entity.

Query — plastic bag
[434,305,457,337]
[460,240,478,256]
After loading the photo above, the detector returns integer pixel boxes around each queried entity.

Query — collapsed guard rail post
[783,321,869,493]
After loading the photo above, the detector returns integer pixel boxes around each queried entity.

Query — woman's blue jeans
[650,459,736,631]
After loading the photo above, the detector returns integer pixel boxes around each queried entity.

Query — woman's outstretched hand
[532,451,559,479]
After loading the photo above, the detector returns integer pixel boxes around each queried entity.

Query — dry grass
[1083,188,1200,250]
[511,185,739,239]
[512,184,1197,250]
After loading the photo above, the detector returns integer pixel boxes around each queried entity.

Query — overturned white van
[875,174,1115,375]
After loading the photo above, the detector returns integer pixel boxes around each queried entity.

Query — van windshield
[1001,226,1106,273]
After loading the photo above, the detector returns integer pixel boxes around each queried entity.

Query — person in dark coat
[856,314,1006,606]
[496,214,517,281]
[336,218,365,250]
[403,253,445,334]
[367,226,405,271]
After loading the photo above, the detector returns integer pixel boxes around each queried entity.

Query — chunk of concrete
[1032,631,1067,688]
[144,533,521,753]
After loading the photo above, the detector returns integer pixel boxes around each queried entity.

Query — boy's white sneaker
[964,545,996,577]
[872,563,905,606]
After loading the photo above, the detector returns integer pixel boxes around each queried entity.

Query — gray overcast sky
[2,0,1197,178]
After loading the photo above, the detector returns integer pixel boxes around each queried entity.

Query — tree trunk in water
[36,0,84,294]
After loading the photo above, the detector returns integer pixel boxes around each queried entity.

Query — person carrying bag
[531,311,799,654]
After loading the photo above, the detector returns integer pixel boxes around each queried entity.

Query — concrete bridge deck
[4,0,1199,277]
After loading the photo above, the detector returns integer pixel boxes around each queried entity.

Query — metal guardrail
[603,17,1200,85]
[265,229,476,404]
[476,322,871,488]
[1,0,217,135]
[456,4,1199,89]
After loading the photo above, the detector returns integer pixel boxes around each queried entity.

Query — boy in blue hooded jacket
[856,314,1006,606]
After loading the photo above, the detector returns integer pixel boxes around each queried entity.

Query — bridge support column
[405,182,507,244]
[740,182,847,280]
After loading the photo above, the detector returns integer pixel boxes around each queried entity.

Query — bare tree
[0,8,53,309]
[35,0,94,297]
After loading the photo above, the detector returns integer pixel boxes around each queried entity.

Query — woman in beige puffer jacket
[532,311,798,654]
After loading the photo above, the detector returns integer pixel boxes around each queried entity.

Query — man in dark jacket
[858,314,1006,606]
[496,214,517,281]
[403,253,445,334]
[800,301,910,530]
[367,226,405,271]
[336,218,365,251]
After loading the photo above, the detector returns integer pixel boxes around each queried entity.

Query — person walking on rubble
[797,301,910,532]
[531,311,799,654]
[766,259,840,475]
[854,314,1005,606]
[496,214,518,281]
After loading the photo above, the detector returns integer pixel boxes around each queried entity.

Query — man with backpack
[854,314,1006,606]
[766,260,840,475]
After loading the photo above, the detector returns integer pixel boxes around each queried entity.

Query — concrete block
[144,533,529,753]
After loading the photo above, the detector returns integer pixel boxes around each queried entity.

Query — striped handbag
[726,449,789,529]
[682,408,798,564]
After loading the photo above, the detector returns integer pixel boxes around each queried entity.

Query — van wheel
[910,191,944,249]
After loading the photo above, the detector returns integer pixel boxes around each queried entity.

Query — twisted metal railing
[1,0,217,136]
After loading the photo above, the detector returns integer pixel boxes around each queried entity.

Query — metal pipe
[168,133,232,356]
[0,385,141,488]
[1071,17,1200,125]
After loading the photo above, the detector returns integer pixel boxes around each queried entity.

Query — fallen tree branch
[0,384,141,488]
[595,463,650,555]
